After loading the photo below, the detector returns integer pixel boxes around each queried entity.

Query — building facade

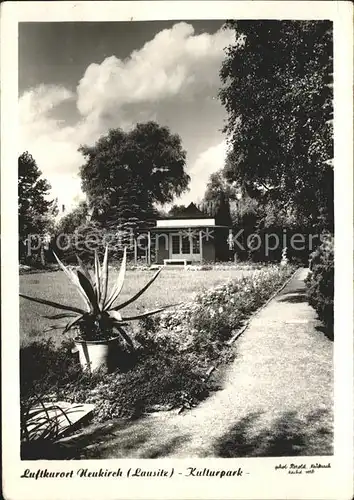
[149,203,230,265]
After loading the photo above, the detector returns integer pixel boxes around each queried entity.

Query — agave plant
[19,247,171,347]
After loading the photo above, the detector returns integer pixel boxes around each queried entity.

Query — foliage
[79,122,190,224]
[18,152,57,262]
[19,247,174,344]
[201,170,238,223]
[53,220,106,264]
[203,170,239,203]
[20,338,214,423]
[20,338,80,457]
[168,204,188,216]
[20,394,76,460]
[201,169,310,262]
[20,340,96,459]
[20,338,80,399]
[65,351,212,420]
[111,177,157,254]
[199,171,234,261]
[55,201,89,235]
[201,170,235,227]
[21,395,70,442]
[306,233,334,334]
[219,21,333,231]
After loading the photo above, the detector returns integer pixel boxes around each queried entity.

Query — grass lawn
[20,268,255,346]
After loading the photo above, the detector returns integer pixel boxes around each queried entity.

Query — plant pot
[74,337,121,373]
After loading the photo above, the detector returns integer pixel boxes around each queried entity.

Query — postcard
[1,1,353,499]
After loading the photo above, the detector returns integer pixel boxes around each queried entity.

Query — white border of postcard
[1,2,353,500]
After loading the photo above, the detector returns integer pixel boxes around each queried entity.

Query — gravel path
[62,268,333,459]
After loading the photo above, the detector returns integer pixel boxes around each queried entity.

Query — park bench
[163,259,188,267]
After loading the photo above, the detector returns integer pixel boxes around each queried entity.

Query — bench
[163,259,187,267]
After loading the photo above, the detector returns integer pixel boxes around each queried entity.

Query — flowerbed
[21,264,294,428]
[138,265,294,364]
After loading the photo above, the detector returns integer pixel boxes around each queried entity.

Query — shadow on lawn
[28,416,190,460]
[24,408,333,460]
[213,409,333,458]
[21,421,122,460]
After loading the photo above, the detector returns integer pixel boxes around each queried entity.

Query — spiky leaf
[19,293,85,314]
[94,250,101,303]
[104,247,127,311]
[99,245,109,309]
[53,252,92,311]
[77,269,99,312]
[63,315,84,333]
[76,254,95,288]
[108,310,123,322]
[112,266,163,311]
[43,313,79,320]
[68,268,93,312]
[113,324,134,350]
[43,324,68,333]
[121,304,177,321]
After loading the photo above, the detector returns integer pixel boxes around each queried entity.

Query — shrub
[20,339,81,400]
[20,337,214,424]
[306,233,334,334]
[63,350,213,421]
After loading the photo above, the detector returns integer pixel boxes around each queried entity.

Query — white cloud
[19,84,74,125]
[19,85,85,205]
[77,22,233,117]
[19,23,233,209]
[50,173,85,213]
[178,140,228,205]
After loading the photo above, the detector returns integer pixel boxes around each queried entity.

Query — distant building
[149,202,231,264]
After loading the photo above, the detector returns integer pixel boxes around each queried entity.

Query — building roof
[151,224,229,231]
[159,202,211,220]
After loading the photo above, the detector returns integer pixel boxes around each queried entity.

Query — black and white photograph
[1,2,353,500]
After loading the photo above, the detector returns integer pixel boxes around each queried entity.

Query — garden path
[61,268,333,458]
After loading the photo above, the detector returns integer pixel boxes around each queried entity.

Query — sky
[19,21,235,211]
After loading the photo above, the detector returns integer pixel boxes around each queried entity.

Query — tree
[203,170,239,203]
[18,152,56,262]
[199,171,233,261]
[201,170,239,221]
[79,121,190,224]
[219,21,333,230]
[55,200,89,235]
[168,204,188,216]
[113,177,156,255]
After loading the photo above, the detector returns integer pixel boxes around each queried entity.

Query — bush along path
[56,268,333,459]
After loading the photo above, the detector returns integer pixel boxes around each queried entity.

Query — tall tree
[202,170,238,219]
[79,121,190,225]
[219,21,333,230]
[203,170,238,201]
[18,152,56,261]
[113,177,156,253]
